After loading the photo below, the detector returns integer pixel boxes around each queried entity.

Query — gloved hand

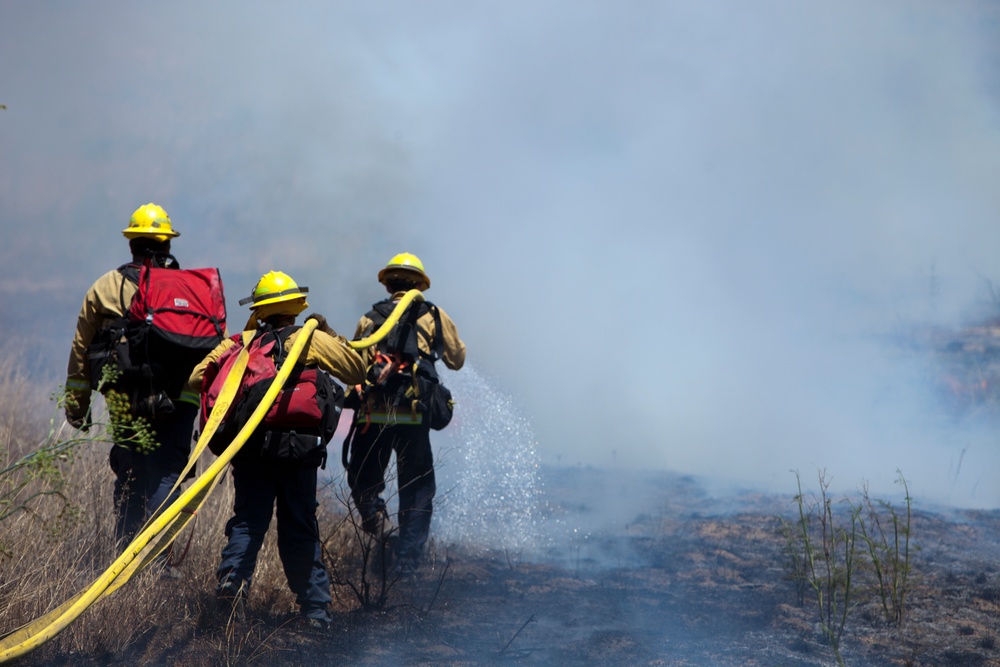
[306,312,336,336]
[66,412,90,432]
[65,390,91,432]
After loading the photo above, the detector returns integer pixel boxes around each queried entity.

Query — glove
[65,389,91,432]
[306,312,336,336]
[66,412,90,432]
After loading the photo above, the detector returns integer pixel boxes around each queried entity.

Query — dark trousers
[109,403,196,544]
[216,460,331,617]
[347,423,436,566]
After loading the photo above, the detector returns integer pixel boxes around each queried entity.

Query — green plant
[0,369,160,554]
[855,471,912,626]
[792,469,859,667]
[86,365,159,455]
[0,389,87,530]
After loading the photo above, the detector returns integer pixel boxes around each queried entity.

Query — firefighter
[188,271,365,629]
[65,203,198,546]
[345,253,466,576]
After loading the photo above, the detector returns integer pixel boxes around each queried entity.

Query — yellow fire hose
[0,290,424,662]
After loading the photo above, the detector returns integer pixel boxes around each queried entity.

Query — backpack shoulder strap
[367,300,393,325]
[269,325,302,369]
[115,262,141,314]
[116,262,141,285]
[370,298,440,361]
[424,301,444,362]
[363,299,395,346]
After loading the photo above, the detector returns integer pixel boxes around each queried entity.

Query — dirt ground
[131,467,998,667]
[37,467,1000,666]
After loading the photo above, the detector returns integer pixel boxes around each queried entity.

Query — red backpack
[200,325,344,466]
[87,260,227,418]
[128,264,227,351]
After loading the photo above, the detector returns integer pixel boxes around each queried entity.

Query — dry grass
[13,351,1000,666]
[0,354,389,665]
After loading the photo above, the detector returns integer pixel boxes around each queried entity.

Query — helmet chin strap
[131,248,178,270]
[129,237,176,268]
[152,252,178,269]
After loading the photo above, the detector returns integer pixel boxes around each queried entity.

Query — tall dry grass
[0,353,394,665]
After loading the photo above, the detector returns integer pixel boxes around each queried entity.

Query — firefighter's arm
[436,307,466,371]
[307,330,367,386]
[65,288,105,425]
[187,338,236,395]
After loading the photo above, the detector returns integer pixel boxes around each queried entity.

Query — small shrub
[791,469,858,667]
[854,471,912,627]
[785,469,918,667]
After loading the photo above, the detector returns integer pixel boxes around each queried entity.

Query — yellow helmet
[122,203,180,242]
[378,252,431,290]
[239,271,310,315]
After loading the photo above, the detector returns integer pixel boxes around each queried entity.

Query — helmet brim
[122,227,181,241]
[378,266,430,290]
[249,295,307,309]
[250,297,309,321]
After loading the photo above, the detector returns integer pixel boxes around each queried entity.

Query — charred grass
[3,363,1000,665]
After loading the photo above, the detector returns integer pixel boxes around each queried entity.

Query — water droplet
[432,363,544,553]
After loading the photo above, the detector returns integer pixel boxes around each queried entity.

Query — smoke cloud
[2,1,1000,506]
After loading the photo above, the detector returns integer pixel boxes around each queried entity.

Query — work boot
[301,605,332,631]
[393,550,420,580]
[216,579,248,623]
[361,499,395,538]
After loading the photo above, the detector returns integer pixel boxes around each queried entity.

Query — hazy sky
[3,1,1000,506]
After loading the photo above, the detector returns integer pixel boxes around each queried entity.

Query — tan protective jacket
[187,326,366,396]
[65,268,138,419]
[351,293,465,425]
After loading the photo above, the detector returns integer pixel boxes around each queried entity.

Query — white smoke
[2,1,1000,507]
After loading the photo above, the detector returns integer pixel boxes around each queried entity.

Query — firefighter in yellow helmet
[188,271,365,629]
[64,203,193,546]
[344,253,466,577]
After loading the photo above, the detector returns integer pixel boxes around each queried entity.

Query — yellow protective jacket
[187,325,366,396]
[65,268,138,420]
[351,292,465,425]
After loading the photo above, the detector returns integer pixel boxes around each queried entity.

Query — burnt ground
[24,468,1000,667]
[42,467,1000,666]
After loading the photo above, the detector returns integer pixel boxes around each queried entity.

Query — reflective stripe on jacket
[355,409,423,426]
